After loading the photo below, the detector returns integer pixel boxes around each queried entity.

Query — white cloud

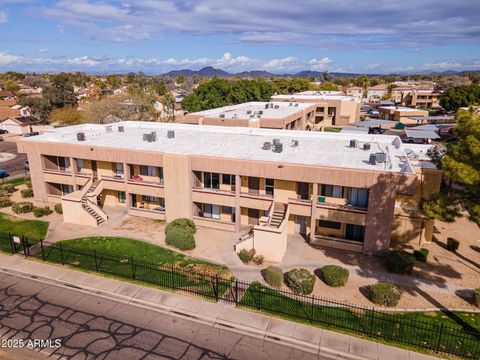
[423,61,463,69]
[0,52,23,65]
[66,56,101,67]
[38,48,49,53]
[262,57,298,70]
[0,11,7,23]
[308,57,333,70]
[366,63,381,69]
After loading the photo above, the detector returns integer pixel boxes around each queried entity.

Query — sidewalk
[0,253,440,360]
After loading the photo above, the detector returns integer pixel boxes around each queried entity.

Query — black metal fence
[2,233,479,359]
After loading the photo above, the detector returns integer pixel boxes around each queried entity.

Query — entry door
[91,160,98,179]
[248,208,259,225]
[248,177,260,195]
[297,182,309,200]
[295,216,307,235]
[131,194,137,208]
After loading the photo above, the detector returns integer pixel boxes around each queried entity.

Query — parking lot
[0,137,27,178]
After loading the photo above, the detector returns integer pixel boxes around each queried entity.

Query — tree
[18,97,51,123]
[3,80,20,92]
[152,82,167,96]
[43,73,77,109]
[176,76,185,85]
[160,93,176,122]
[22,75,49,89]
[182,78,233,112]
[106,75,122,89]
[440,84,480,111]
[83,95,130,124]
[316,82,339,91]
[423,110,480,222]
[49,107,85,125]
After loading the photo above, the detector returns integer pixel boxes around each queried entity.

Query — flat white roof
[271,93,359,102]
[378,106,425,112]
[20,121,420,174]
[189,101,313,120]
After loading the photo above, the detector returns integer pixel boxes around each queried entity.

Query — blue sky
[0,0,479,74]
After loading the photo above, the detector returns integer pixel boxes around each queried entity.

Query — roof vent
[294,103,299,107]
[376,152,387,163]
[143,132,157,142]
[77,132,86,141]
[363,143,371,151]
[246,110,252,115]
[292,139,299,147]
[272,138,280,146]
[219,114,225,118]
[273,142,283,153]
[258,110,263,115]
[274,105,279,109]
[349,139,358,148]
[369,153,377,165]
[167,130,175,139]
[105,125,112,133]
[265,104,269,109]
[262,142,272,150]
[118,126,125,132]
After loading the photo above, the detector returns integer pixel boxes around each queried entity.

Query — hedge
[165,218,196,235]
[321,265,349,287]
[385,250,415,275]
[447,237,460,252]
[0,184,16,193]
[12,202,33,214]
[285,268,315,295]
[369,282,402,307]
[32,206,53,218]
[54,203,63,214]
[21,188,34,198]
[0,196,13,208]
[413,248,429,262]
[165,227,195,250]
[238,248,255,263]
[263,266,283,288]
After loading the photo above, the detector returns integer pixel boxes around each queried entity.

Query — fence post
[436,323,444,354]
[214,275,219,301]
[369,307,375,336]
[40,239,45,261]
[8,233,14,254]
[59,242,64,265]
[93,249,98,271]
[22,236,28,258]
[310,295,314,322]
[131,257,136,281]
[171,265,175,290]
[235,279,239,305]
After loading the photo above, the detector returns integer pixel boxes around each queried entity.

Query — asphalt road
[0,139,27,178]
[0,273,330,360]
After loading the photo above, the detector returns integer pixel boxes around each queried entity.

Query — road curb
[0,266,380,360]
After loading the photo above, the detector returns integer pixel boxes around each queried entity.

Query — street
[0,273,328,360]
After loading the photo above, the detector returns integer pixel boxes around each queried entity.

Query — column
[309,183,318,243]
[123,163,131,208]
[235,174,241,233]
[69,157,77,189]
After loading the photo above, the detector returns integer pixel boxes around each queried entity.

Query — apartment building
[182,101,316,130]
[17,122,440,261]
[366,84,389,103]
[346,86,364,99]
[378,106,429,123]
[271,91,361,129]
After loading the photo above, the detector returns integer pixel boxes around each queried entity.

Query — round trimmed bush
[474,288,480,308]
[238,248,255,263]
[0,184,15,193]
[447,237,460,252]
[286,268,316,295]
[369,282,402,307]
[413,248,429,262]
[165,218,196,235]
[21,188,33,198]
[0,196,13,208]
[12,201,33,214]
[321,265,349,287]
[32,206,53,218]
[54,203,63,214]
[263,266,283,288]
[252,255,264,265]
[385,250,415,274]
[165,227,195,250]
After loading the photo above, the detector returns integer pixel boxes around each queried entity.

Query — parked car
[0,129,8,135]
[0,169,10,180]
[23,132,39,137]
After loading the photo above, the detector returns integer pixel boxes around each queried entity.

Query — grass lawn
[37,236,233,299]
[239,283,480,359]
[323,127,342,133]
[0,213,49,252]
[1,177,26,186]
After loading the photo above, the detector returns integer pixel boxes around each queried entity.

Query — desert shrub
[32,206,53,218]
[369,282,402,307]
[0,196,13,208]
[321,265,349,287]
[165,227,196,250]
[12,201,33,214]
[165,218,196,235]
[413,248,429,262]
[238,248,255,263]
[25,178,32,188]
[54,203,63,214]
[252,255,264,265]
[474,288,480,308]
[21,188,33,198]
[447,237,460,252]
[263,266,283,288]
[385,250,415,274]
[0,184,15,193]
[285,268,316,295]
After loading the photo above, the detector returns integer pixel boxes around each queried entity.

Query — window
[118,191,126,203]
[321,185,343,198]
[328,107,336,116]
[58,157,69,171]
[203,172,220,189]
[222,174,236,190]
[114,163,124,177]
[348,188,369,208]
[142,195,157,202]
[265,178,274,196]
[76,159,84,172]
[345,224,365,242]
[159,167,164,183]
[316,107,325,113]
[140,165,157,177]
[222,206,235,222]
[202,203,220,219]
[61,184,73,195]
[318,220,341,229]
[315,116,324,124]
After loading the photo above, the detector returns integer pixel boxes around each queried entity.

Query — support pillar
[309,183,318,243]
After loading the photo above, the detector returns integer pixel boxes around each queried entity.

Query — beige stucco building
[271,91,361,129]
[182,101,316,130]
[378,106,429,123]
[17,122,440,262]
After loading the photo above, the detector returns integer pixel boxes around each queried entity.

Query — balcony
[239,192,273,211]
[192,186,235,207]
[312,235,363,253]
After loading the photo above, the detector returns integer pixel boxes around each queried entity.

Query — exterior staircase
[81,180,105,225]
[268,203,286,228]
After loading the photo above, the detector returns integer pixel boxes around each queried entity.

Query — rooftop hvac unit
[262,142,272,150]
[118,126,125,132]
[246,110,252,114]
[219,114,225,118]
[273,142,283,153]
[363,143,370,151]
[143,133,155,142]
[274,105,279,109]
[250,114,255,118]
[272,138,280,146]
[105,125,112,133]
[294,103,299,107]
[292,139,299,147]
[376,152,387,163]
[349,139,358,148]
[369,153,377,165]
[77,132,86,141]
[289,102,293,106]
[265,104,269,109]
[270,103,274,108]
[167,130,175,139]
[258,110,263,115]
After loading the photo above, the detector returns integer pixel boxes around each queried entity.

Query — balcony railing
[128,177,164,187]
[43,168,71,174]
[192,186,234,195]
[100,175,125,182]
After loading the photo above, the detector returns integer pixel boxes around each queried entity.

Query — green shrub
[369,282,402,307]
[474,288,480,308]
[447,237,460,252]
[385,250,415,274]
[25,179,32,188]
[321,265,349,287]
[54,203,63,214]
[238,248,255,263]
[0,184,15,193]
[0,196,13,208]
[252,255,264,265]
[263,266,283,288]
[32,206,53,218]
[12,201,33,214]
[285,268,316,295]
[165,218,196,235]
[20,188,33,198]
[165,227,196,250]
[413,248,429,262]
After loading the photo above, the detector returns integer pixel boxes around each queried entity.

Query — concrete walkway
[0,253,441,360]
